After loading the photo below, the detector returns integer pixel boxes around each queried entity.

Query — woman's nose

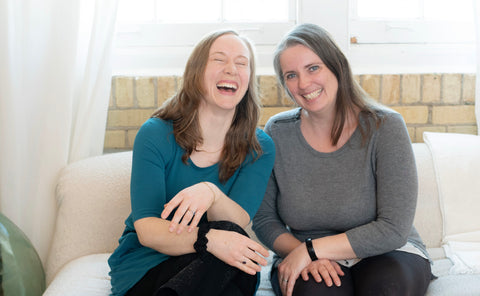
[224,61,237,75]
[298,74,310,89]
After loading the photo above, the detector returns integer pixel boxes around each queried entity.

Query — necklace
[194,146,223,154]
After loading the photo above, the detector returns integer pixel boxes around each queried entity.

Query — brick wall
[104,74,477,152]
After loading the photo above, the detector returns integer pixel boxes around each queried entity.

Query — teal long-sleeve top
[108,117,275,296]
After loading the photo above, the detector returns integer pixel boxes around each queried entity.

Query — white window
[112,0,477,75]
[350,0,475,44]
[113,0,296,75]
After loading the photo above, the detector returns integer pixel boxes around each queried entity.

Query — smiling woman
[107,28,276,296]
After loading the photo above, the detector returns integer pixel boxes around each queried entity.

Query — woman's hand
[161,182,216,234]
[300,259,344,287]
[206,229,270,275]
[277,243,311,296]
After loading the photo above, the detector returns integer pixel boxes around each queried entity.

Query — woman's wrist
[202,181,218,203]
[305,237,318,261]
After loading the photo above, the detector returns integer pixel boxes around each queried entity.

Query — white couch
[43,134,480,296]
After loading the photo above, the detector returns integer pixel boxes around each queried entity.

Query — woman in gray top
[252,23,432,296]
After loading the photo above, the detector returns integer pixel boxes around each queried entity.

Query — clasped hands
[160,182,269,275]
[278,243,344,296]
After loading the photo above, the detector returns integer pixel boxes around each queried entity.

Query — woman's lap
[270,251,431,296]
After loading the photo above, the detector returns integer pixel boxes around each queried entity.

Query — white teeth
[217,83,237,90]
[303,89,322,100]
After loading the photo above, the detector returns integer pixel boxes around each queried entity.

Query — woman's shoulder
[255,128,275,152]
[264,107,301,132]
[134,117,176,150]
[137,117,173,138]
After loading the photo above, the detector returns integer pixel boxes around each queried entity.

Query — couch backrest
[45,143,443,283]
[411,143,442,249]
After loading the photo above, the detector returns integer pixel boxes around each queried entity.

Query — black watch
[305,237,318,261]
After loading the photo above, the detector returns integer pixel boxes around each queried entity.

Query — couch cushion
[43,254,111,296]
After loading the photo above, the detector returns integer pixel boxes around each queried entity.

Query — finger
[187,210,203,232]
[310,267,322,283]
[332,261,345,276]
[176,209,195,234]
[279,275,288,296]
[244,247,268,266]
[161,195,183,219]
[326,263,342,286]
[168,204,190,232]
[247,240,270,258]
[318,266,333,287]
[300,269,309,281]
[286,276,295,296]
[236,259,257,275]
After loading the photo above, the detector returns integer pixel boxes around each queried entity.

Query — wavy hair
[274,23,382,145]
[152,29,262,183]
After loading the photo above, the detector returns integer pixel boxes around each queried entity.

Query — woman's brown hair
[273,23,382,145]
[152,29,262,183]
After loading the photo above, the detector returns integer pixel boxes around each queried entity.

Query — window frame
[111,0,477,75]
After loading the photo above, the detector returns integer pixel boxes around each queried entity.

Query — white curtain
[475,0,480,133]
[0,0,118,263]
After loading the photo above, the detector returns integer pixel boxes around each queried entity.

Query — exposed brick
[127,129,139,148]
[381,75,400,105]
[353,75,361,85]
[442,74,462,104]
[109,90,114,108]
[104,130,126,149]
[391,106,429,124]
[280,88,296,107]
[157,76,177,105]
[432,106,476,124]
[258,75,279,106]
[406,127,415,143]
[260,107,295,126]
[361,75,380,101]
[136,77,155,108]
[115,77,134,108]
[462,74,476,104]
[422,74,441,103]
[401,74,421,104]
[447,125,478,135]
[415,126,447,143]
[107,109,156,128]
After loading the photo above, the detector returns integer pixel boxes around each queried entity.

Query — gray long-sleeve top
[252,107,429,259]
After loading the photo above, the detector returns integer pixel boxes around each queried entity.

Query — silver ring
[188,209,196,215]
[282,279,288,283]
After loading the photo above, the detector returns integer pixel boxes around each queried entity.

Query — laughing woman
[108,30,275,296]
[253,23,432,296]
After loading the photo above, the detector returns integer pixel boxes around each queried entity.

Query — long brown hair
[274,23,382,145]
[152,29,262,183]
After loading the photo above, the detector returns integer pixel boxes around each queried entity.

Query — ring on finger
[188,209,196,215]
[282,278,288,283]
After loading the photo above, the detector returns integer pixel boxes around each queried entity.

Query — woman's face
[280,44,338,116]
[202,34,251,113]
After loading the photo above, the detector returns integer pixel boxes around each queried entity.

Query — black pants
[271,251,432,296]
[125,221,257,296]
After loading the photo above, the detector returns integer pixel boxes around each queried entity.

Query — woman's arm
[134,216,269,275]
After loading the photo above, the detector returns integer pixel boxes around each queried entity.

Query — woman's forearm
[134,217,197,255]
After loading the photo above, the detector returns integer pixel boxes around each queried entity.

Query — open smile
[216,82,238,94]
[302,88,323,101]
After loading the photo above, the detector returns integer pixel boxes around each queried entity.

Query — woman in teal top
[108,29,275,296]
